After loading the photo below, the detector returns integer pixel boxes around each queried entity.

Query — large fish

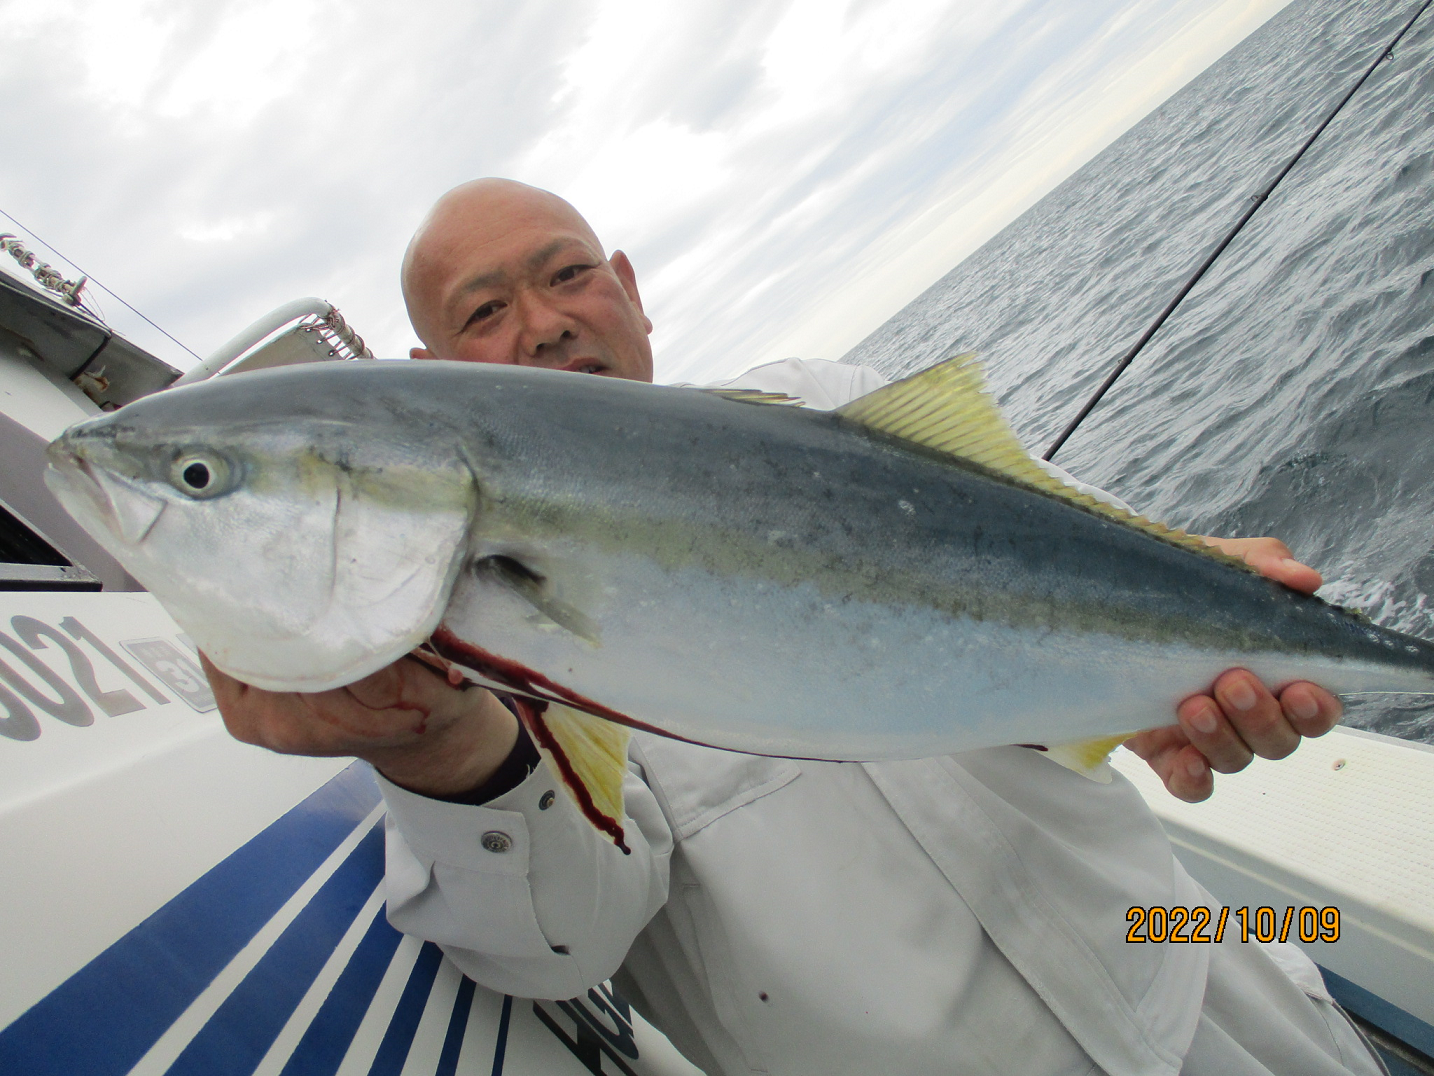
[44,356,1434,847]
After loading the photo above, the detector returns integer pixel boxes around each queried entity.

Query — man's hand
[202,653,520,797]
[1125,537,1342,803]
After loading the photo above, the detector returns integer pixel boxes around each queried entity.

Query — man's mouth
[562,359,607,375]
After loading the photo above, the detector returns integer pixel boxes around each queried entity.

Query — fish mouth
[44,437,108,521]
[45,437,166,546]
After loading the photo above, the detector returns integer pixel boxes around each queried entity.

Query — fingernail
[1184,756,1206,779]
[1190,705,1218,735]
[1288,694,1319,721]
[1226,681,1257,711]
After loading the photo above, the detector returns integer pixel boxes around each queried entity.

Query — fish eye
[170,452,232,498]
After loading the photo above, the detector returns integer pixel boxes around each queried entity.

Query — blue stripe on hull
[366,941,445,1076]
[490,995,514,1076]
[436,976,478,1076]
[1320,965,1434,1062]
[0,762,382,1076]
[279,909,405,1075]
[166,824,386,1075]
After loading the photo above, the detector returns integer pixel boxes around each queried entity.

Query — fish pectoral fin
[1035,733,1135,783]
[701,388,805,407]
[517,698,632,853]
[472,555,602,646]
[834,354,1250,569]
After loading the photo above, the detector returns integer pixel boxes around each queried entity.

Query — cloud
[0,0,1289,380]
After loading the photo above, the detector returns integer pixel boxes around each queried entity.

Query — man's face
[407,189,654,383]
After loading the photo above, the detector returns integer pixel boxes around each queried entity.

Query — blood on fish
[428,626,692,742]
[513,696,631,855]
[428,627,640,852]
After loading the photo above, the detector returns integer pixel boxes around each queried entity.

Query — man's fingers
[1211,668,1302,760]
[1142,527,1339,800]
[1174,668,1312,773]
[1201,535,1323,594]
[1123,726,1214,802]
[338,662,409,712]
[1277,681,1342,737]
[201,650,426,755]
[1252,555,1324,594]
[341,658,478,736]
[199,651,272,745]
[198,649,518,795]
[1153,674,1342,800]
[1176,693,1255,773]
[1163,745,1214,802]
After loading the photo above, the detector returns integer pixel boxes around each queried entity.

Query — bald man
[401,179,655,382]
[207,181,1376,1076]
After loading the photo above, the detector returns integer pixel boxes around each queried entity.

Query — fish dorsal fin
[702,388,805,407]
[517,698,632,853]
[835,354,1250,568]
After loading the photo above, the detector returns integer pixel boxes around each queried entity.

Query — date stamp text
[1125,905,1340,943]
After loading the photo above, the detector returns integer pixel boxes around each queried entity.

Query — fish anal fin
[834,354,1251,570]
[1034,733,1135,783]
[517,698,632,853]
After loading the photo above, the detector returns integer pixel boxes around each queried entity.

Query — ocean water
[843,0,1434,744]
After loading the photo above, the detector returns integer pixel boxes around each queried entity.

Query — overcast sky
[0,0,1290,383]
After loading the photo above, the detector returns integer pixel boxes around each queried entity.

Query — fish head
[45,379,477,692]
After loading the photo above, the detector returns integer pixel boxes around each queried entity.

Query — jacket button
[539,790,556,810]
[481,831,513,854]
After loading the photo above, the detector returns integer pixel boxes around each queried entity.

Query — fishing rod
[1042,0,1434,461]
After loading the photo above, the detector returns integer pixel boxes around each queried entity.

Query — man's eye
[466,301,502,327]
[552,264,592,285]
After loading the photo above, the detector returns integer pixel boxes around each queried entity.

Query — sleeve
[1035,458,1137,514]
[377,750,674,1000]
[688,355,889,410]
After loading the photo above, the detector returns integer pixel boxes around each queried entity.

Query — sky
[0,0,1291,383]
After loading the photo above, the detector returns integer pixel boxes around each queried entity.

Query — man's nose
[515,291,580,363]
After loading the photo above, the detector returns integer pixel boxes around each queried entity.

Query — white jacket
[379,359,1381,1076]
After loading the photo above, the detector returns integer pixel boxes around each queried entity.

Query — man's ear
[410,347,434,360]
[610,251,653,334]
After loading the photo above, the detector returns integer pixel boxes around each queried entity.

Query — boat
[0,235,1429,1075]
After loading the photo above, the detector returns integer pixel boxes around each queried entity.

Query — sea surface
[843,0,1434,744]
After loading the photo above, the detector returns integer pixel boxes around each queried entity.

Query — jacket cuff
[375,758,584,875]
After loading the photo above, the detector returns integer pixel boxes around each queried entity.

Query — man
[207,180,1374,1075]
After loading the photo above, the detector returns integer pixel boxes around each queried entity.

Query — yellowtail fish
[44,356,1434,847]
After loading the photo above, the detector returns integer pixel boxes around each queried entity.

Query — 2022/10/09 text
[1126,905,1341,944]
